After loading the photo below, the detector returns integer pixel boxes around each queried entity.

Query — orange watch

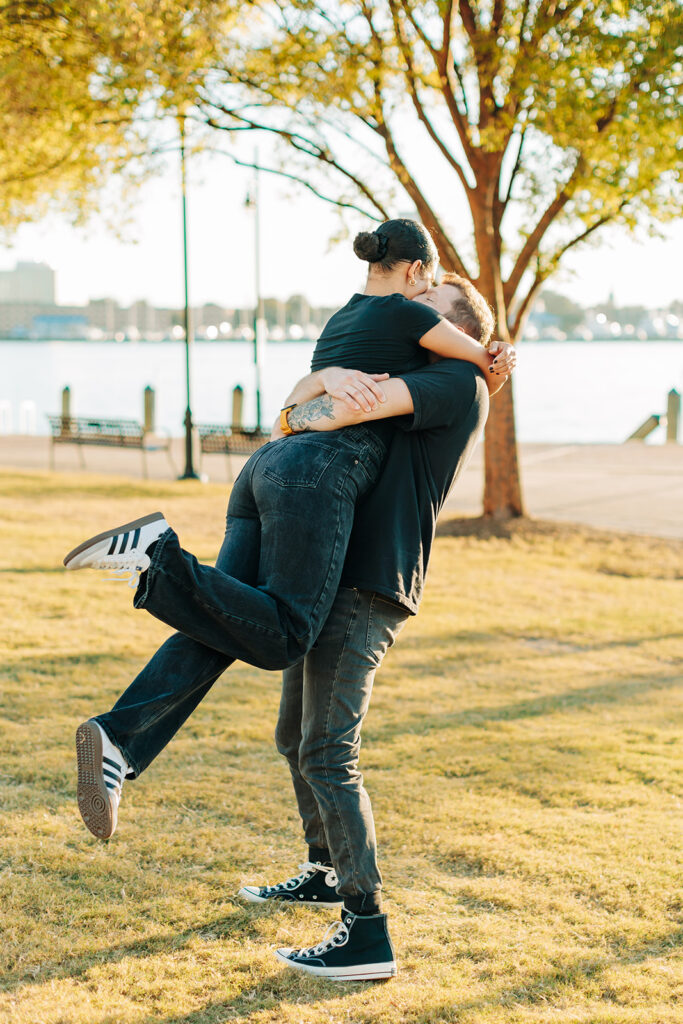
[279,404,297,436]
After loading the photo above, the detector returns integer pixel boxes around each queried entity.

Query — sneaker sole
[63,512,165,568]
[76,721,116,839]
[239,886,342,908]
[274,949,396,980]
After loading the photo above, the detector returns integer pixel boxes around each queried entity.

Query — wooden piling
[144,386,155,433]
[232,385,244,428]
[626,414,661,441]
[666,389,680,443]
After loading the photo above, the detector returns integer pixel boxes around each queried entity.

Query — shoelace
[94,554,150,589]
[264,861,338,894]
[297,919,350,959]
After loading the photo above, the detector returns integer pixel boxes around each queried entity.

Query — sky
[2,141,681,313]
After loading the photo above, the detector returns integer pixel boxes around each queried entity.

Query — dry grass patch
[1,470,682,1024]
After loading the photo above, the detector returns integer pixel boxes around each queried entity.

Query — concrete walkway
[0,435,681,540]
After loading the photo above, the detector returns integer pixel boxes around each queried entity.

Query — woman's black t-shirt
[310,293,442,375]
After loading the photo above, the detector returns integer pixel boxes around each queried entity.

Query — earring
[409,278,416,286]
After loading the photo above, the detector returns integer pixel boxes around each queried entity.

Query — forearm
[281,371,326,406]
[287,378,413,433]
[420,321,490,372]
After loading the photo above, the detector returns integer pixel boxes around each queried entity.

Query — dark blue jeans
[275,588,409,902]
[97,427,386,777]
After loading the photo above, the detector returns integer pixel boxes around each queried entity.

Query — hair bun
[353,231,385,263]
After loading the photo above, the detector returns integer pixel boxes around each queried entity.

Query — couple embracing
[65,218,515,981]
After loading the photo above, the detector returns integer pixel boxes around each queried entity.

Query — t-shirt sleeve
[400,299,442,341]
[397,359,486,432]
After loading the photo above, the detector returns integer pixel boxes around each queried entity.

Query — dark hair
[353,218,438,275]
[441,271,495,348]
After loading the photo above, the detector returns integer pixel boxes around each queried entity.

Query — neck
[363,272,407,297]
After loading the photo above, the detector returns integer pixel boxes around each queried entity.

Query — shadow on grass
[0,567,64,574]
[372,669,683,741]
[0,652,125,686]
[427,924,683,1020]
[1,907,255,994]
[132,923,683,1024]
[2,907,364,1013]
[398,628,683,660]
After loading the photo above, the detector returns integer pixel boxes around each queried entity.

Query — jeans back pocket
[262,438,339,488]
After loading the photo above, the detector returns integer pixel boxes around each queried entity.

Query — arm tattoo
[289,394,337,432]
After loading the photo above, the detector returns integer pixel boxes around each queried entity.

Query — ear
[408,259,423,280]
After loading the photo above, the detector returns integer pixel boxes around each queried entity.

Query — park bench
[47,415,176,478]
[197,423,269,479]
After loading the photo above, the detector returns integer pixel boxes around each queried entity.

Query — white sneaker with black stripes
[63,512,169,588]
[76,719,129,839]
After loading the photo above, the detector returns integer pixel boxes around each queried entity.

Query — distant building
[87,298,118,335]
[0,261,55,303]
[287,294,310,328]
[264,297,287,330]
[31,313,88,339]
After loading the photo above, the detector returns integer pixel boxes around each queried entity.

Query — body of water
[1,338,682,444]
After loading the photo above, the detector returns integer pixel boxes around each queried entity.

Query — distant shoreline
[1,336,681,345]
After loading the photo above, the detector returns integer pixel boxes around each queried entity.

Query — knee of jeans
[298,741,360,785]
[274,722,301,762]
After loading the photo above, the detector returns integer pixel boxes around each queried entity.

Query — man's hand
[319,368,390,412]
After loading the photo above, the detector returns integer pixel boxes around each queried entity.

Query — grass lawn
[1,469,681,1024]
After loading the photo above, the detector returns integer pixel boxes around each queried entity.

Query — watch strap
[280,404,297,436]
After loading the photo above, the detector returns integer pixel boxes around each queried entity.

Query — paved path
[1,436,681,539]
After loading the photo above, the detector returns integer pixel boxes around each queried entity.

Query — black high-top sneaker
[239,861,342,908]
[275,909,397,980]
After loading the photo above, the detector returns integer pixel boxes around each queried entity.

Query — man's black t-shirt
[311,293,441,375]
[340,359,489,613]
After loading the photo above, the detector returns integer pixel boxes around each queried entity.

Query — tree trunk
[483,368,525,519]
[471,223,527,520]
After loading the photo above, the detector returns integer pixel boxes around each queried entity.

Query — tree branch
[492,0,506,36]
[510,268,545,339]
[402,2,475,163]
[203,108,389,220]
[213,149,385,219]
[501,126,526,206]
[546,204,626,265]
[458,0,479,38]
[375,113,471,275]
[358,3,471,272]
[449,56,471,123]
[388,0,472,194]
[504,156,584,303]
[510,202,627,338]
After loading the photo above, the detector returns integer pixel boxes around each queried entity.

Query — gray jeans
[275,587,409,903]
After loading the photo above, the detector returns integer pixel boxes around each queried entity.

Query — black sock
[308,846,333,866]
[343,892,382,917]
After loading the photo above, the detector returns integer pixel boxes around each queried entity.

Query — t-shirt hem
[339,578,419,615]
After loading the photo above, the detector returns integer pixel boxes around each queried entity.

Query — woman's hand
[270,418,285,441]
[487,340,517,376]
[319,367,390,412]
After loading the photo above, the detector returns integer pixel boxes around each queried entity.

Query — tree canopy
[195,0,682,514]
[3,1,681,515]
[0,0,237,231]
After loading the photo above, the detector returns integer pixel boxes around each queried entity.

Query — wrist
[279,404,297,436]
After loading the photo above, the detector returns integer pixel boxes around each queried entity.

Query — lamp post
[179,116,199,479]
[245,151,264,428]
